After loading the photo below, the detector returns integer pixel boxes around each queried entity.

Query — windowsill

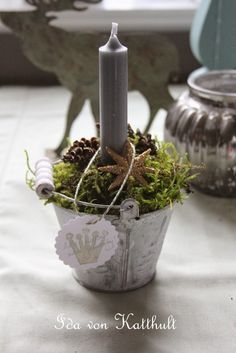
[0,0,199,33]
[50,0,199,32]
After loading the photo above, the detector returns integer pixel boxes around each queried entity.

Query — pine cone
[127,124,135,138]
[128,125,157,155]
[136,130,157,155]
[62,137,99,166]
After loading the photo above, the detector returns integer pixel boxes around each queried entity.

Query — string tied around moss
[73,142,136,218]
[26,134,199,216]
[34,142,136,217]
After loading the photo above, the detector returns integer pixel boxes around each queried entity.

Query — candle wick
[111,22,118,37]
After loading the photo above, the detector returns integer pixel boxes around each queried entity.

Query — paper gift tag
[55,215,119,270]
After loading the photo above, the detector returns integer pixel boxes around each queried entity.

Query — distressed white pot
[54,200,173,292]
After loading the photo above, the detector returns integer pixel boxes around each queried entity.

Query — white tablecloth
[0,86,235,353]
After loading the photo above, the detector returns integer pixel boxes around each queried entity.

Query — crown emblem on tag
[66,228,108,265]
[55,215,119,270]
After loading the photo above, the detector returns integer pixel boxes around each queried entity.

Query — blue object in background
[190,0,236,69]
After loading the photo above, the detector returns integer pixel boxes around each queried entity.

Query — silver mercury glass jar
[165,69,236,197]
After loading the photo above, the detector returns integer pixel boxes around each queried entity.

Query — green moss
[24,150,35,191]
[45,139,196,215]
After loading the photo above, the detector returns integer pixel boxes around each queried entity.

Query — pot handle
[120,198,139,221]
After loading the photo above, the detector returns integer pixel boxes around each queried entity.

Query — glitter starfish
[98,140,155,191]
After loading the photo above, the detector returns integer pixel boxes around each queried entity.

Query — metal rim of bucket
[53,201,173,221]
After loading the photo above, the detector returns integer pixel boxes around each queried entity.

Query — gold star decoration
[98,140,155,191]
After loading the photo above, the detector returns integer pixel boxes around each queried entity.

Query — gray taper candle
[99,22,128,163]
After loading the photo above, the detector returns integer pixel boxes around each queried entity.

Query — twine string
[52,192,120,210]
[73,147,101,213]
[51,143,136,218]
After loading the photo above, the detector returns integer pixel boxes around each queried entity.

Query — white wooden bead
[35,160,52,170]
[35,158,55,198]
[35,178,55,199]
[35,177,54,188]
[35,167,53,176]
[37,171,53,178]
[35,157,51,167]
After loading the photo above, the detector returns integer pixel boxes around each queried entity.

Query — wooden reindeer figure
[0,0,178,155]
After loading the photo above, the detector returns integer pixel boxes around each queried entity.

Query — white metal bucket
[54,200,173,292]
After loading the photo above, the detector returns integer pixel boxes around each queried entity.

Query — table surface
[0,86,235,353]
